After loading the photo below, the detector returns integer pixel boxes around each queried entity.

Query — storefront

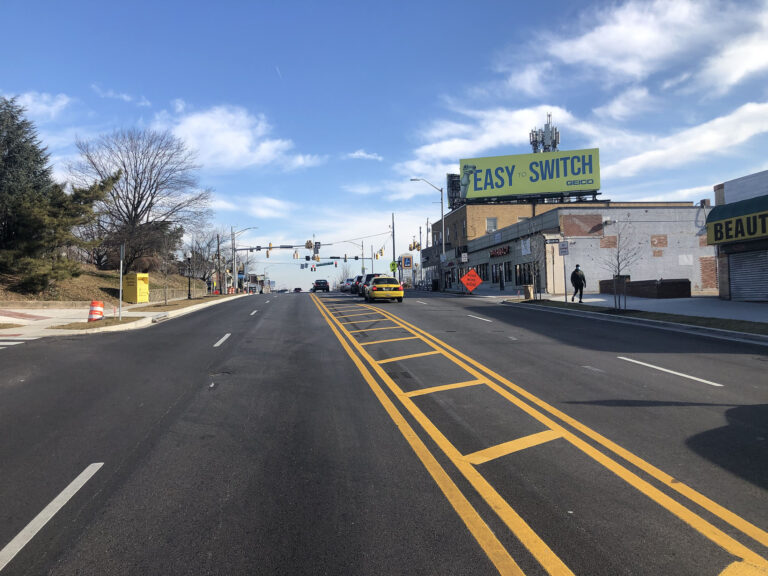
[706,194,768,301]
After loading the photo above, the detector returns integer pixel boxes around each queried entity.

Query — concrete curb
[507,301,768,346]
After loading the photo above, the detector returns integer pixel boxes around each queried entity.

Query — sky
[3,0,768,290]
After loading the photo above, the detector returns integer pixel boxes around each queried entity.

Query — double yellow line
[312,295,768,575]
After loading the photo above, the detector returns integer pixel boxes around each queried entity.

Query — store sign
[707,210,768,244]
[489,246,510,257]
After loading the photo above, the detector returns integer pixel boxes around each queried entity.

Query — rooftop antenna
[529,112,560,153]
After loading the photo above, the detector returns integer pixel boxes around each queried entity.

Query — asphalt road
[0,291,766,575]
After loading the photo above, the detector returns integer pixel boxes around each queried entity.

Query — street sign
[389,261,397,272]
[558,241,569,256]
[461,252,468,263]
[460,269,482,293]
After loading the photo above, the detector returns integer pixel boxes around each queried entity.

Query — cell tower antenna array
[529,112,560,153]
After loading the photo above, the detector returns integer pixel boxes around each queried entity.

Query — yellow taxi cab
[365,276,404,303]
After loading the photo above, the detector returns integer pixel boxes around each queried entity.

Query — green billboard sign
[460,148,600,199]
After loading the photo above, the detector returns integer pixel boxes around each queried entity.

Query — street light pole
[186,253,192,299]
[410,178,444,290]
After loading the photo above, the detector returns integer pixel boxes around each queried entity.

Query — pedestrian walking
[571,264,586,302]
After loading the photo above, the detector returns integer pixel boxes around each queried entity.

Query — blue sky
[3,0,768,289]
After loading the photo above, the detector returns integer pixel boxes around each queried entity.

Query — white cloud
[172,99,186,114]
[504,62,553,97]
[604,101,768,178]
[545,0,719,81]
[636,185,713,202]
[697,15,768,94]
[155,105,324,171]
[91,84,151,107]
[346,149,383,161]
[12,91,72,120]
[243,196,296,219]
[593,87,653,120]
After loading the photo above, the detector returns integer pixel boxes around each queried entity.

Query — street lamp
[410,178,445,290]
[186,252,192,299]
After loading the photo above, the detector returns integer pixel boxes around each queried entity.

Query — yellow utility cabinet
[124,272,149,303]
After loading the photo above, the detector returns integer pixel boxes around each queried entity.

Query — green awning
[706,194,768,224]
[706,194,768,245]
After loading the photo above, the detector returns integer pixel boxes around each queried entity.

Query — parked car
[312,279,330,292]
[359,273,383,298]
[365,276,404,303]
[350,275,364,295]
[294,287,302,293]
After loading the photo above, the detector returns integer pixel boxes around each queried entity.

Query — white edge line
[416,300,427,305]
[467,314,492,323]
[0,463,103,571]
[617,356,723,387]
[507,336,518,341]
[0,342,25,346]
[250,310,258,316]
[213,333,231,348]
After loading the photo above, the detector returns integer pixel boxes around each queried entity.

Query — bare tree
[70,128,212,272]
[335,261,353,288]
[597,220,643,309]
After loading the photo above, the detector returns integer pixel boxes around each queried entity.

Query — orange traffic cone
[88,300,104,322]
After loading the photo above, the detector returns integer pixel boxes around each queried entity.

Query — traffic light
[334,262,338,267]
[344,254,347,262]
[266,250,269,258]
[354,256,359,260]
[305,255,310,261]
[305,240,313,249]
[379,248,384,257]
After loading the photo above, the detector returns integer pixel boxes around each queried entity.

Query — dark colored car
[359,273,383,298]
[294,287,302,292]
[350,275,364,295]
[312,279,330,292]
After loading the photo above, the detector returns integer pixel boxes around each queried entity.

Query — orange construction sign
[460,269,483,293]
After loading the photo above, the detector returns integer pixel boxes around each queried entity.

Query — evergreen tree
[0,96,55,266]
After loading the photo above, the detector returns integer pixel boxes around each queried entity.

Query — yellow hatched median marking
[310,294,525,575]
[464,430,563,466]
[405,379,485,398]
[316,296,573,575]
[336,312,384,319]
[369,304,768,570]
[339,317,388,325]
[360,336,420,346]
[377,350,442,364]
[348,326,402,334]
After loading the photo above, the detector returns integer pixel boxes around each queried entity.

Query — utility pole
[392,213,397,281]
[216,234,221,294]
[419,226,423,286]
[231,226,236,293]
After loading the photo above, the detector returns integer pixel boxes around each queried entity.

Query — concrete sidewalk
[441,283,767,323]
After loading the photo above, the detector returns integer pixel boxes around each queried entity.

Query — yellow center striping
[339,318,389,325]
[316,296,573,575]
[347,326,403,334]
[377,350,442,364]
[404,379,485,398]
[719,561,768,576]
[369,304,768,569]
[310,295,525,575]
[464,430,564,466]
[335,312,384,319]
[360,336,421,346]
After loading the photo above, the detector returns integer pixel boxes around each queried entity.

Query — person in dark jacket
[570,264,586,302]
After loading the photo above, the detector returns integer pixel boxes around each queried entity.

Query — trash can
[523,284,534,299]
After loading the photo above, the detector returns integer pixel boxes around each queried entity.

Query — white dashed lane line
[213,333,231,348]
[467,314,492,323]
[618,356,724,387]
[250,310,258,316]
[0,463,104,571]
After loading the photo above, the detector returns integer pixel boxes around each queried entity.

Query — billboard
[460,148,600,200]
